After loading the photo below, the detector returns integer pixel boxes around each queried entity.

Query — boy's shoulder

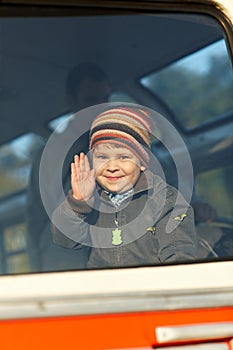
[148,171,176,196]
[149,172,189,207]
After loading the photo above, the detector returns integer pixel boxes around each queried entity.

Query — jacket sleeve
[51,190,93,249]
[156,187,198,263]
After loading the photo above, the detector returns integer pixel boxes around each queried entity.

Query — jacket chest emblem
[174,213,187,221]
[112,228,122,245]
[147,226,156,234]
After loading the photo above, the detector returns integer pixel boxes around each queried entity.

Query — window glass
[196,165,233,219]
[109,92,137,104]
[7,253,30,274]
[49,92,137,132]
[141,39,233,130]
[49,113,73,133]
[4,223,27,253]
[0,134,44,198]
[0,12,231,274]
[0,223,30,274]
[195,165,233,259]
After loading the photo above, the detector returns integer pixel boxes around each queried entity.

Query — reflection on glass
[48,113,73,133]
[141,39,233,130]
[49,93,137,133]
[4,223,27,253]
[197,165,233,219]
[0,133,44,197]
[109,92,137,103]
[7,253,30,274]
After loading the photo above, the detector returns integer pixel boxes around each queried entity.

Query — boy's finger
[75,155,82,176]
[79,152,85,173]
[84,154,91,172]
[74,154,79,169]
[71,163,77,184]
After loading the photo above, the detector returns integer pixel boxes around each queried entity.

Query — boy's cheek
[93,162,105,174]
[92,159,101,169]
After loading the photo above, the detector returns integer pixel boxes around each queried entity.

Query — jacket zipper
[114,210,122,265]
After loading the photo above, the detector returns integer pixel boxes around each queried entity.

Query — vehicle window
[48,113,73,133]
[49,90,137,133]
[109,92,138,103]
[0,134,43,273]
[194,165,233,259]
[2,223,29,274]
[0,11,232,274]
[141,39,233,131]
[196,165,233,219]
[0,134,44,198]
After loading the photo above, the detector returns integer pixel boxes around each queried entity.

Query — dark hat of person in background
[65,62,111,109]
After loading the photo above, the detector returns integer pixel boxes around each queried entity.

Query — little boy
[52,105,197,268]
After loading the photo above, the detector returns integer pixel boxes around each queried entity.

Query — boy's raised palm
[71,153,95,201]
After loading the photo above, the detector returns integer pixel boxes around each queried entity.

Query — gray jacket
[52,171,197,268]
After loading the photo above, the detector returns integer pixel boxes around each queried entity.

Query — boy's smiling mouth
[104,175,124,181]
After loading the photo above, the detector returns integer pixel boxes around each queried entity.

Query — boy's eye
[119,155,130,160]
[97,155,107,159]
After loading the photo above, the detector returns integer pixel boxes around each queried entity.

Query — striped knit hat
[89,106,152,165]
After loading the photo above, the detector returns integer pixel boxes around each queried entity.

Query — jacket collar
[133,169,154,194]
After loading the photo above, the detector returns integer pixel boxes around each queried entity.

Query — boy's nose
[106,159,119,171]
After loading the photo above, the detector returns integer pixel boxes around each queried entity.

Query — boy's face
[92,143,144,193]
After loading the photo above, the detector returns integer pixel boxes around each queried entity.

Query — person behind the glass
[52,105,197,268]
